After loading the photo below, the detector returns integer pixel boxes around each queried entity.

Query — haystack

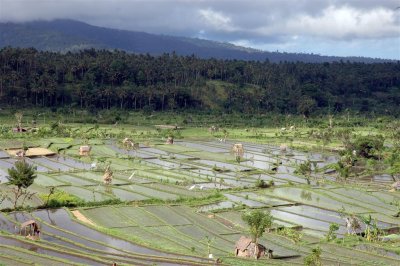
[103,165,113,185]
[280,144,287,152]
[123,138,139,150]
[391,181,400,191]
[345,215,361,235]
[79,146,91,156]
[166,136,174,145]
[231,144,244,157]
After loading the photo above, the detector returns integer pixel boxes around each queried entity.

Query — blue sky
[1,0,399,59]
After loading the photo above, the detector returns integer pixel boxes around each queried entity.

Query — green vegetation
[7,160,37,208]
[0,111,399,265]
[304,246,322,266]
[242,210,273,244]
[326,223,340,241]
[1,47,399,116]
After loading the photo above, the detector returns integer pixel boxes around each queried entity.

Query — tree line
[1,47,399,116]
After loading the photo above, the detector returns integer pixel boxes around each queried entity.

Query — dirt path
[71,210,97,227]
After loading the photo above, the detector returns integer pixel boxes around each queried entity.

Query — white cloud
[287,5,400,39]
[198,8,236,31]
[252,5,399,40]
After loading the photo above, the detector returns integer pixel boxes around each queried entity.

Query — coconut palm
[360,214,373,241]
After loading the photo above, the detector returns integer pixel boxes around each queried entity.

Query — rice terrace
[0,109,399,265]
[0,1,400,264]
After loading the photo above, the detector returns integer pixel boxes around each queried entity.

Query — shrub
[42,191,84,208]
[351,135,384,158]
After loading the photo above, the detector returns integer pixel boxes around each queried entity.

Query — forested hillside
[1,47,399,116]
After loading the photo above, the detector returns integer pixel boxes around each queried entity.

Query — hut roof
[235,236,252,251]
[20,220,38,228]
[80,146,91,151]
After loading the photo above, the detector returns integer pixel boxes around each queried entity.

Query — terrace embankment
[71,210,97,227]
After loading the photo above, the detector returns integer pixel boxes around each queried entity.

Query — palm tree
[304,246,322,266]
[360,214,373,241]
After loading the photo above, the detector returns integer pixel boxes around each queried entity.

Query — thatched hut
[79,145,91,156]
[20,220,40,240]
[234,236,266,259]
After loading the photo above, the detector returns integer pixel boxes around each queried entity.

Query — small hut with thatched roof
[20,220,40,240]
[234,236,267,259]
[79,145,91,156]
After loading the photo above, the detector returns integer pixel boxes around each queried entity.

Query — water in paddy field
[0,168,8,182]
[0,236,105,265]
[224,193,266,207]
[34,208,202,259]
[30,156,73,171]
[0,150,9,158]
[50,155,92,169]
[198,201,234,212]
[0,208,216,265]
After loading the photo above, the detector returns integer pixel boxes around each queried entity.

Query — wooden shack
[234,236,266,259]
[79,146,91,156]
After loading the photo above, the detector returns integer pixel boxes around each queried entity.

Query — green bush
[351,135,384,158]
[41,191,84,208]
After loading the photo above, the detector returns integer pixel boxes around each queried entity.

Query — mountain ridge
[0,19,394,63]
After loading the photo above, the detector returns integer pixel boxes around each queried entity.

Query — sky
[1,0,399,59]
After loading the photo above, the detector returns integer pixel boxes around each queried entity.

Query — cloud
[198,8,235,31]
[0,0,399,58]
[285,5,400,39]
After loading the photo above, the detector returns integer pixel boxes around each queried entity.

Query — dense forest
[1,47,399,116]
